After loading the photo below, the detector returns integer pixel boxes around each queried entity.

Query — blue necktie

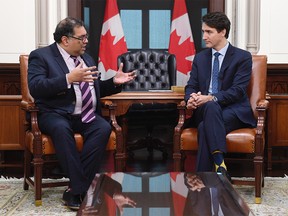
[212,52,221,94]
[211,187,219,215]
[71,56,96,123]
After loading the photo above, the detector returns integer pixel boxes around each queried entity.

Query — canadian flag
[98,0,127,80]
[170,172,188,215]
[168,0,196,86]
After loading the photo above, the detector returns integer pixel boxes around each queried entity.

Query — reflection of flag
[168,0,196,86]
[170,172,188,215]
[98,0,127,80]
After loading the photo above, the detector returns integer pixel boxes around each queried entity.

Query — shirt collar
[212,42,229,57]
[56,43,73,62]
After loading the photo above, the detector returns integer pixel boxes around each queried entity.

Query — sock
[212,150,227,171]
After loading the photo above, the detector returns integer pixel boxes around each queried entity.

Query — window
[73,0,224,62]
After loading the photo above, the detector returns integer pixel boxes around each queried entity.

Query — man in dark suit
[28,17,136,210]
[184,12,256,178]
[183,173,249,216]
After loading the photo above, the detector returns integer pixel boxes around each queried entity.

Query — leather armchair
[173,55,268,204]
[19,54,121,206]
[117,50,177,159]
[118,49,176,91]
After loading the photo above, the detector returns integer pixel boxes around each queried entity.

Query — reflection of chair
[117,50,177,159]
[19,54,121,206]
[173,55,268,204]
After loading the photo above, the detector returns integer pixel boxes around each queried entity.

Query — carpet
[0,176,287,216]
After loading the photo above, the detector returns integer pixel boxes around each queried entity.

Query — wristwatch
[212,96,218,102]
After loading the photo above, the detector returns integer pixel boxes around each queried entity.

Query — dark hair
[202,12,231,39]
[53,17,85,43]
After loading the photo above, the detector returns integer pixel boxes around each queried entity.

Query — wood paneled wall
[0,63,24,170]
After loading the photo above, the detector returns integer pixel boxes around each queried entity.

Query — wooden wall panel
[0,63,20,95]
[0,64,24,169]
[0,96,24,150]
[266,64,288,170]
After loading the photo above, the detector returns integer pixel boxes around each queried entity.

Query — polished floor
[1,146,287,178]
[101,146,288,178]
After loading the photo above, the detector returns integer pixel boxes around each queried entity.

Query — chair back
[247,55,267,118]
[117,50,176,91]
[19,54,34,105]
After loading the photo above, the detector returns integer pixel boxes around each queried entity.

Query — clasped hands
[186,92,213,110]
[67,61,136,85]
[184,173,205,192]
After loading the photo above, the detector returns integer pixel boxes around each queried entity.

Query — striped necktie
[212,52,221,94]
[71,56,96,123]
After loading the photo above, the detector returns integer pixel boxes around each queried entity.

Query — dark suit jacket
[185,44,256,127]
[183,172,248,216]
[28,42,122,116]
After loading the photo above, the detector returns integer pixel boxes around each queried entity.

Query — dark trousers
[38,112,111,195]
[187,101,248,171]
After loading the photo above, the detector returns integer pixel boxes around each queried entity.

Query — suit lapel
[51,43,70,75]
[218,44,235,90]
[204,50,212,93]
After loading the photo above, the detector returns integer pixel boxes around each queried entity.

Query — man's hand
[186,92,201,110]
[184,173,205,192]
[113,63,137,85]
[186,92,214,109]
[67,62,98,83]
[113,193,136,215]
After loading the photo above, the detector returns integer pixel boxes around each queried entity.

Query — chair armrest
[20,99,43,156]
[173,100,187,171]
[254,99,269,154]
[101,100,124,153]
[174,101,186,134]
[21,100,38,112]
[255,99,269,134]
[101,100,121,131]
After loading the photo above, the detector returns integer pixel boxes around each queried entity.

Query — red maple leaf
[99,30,127,72]
[169,30,195,75]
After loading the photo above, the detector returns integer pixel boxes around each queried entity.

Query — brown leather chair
[173,55,268,204]
[19,54,122,206]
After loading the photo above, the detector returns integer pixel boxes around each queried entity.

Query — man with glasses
[28,17,136,210]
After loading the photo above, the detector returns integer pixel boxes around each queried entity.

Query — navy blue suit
[185,44,256,171]
[28,43,122,195]
[183,173,248,216]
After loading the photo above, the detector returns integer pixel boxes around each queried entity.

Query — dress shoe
[62,189,83,210]
[67,194,82,210]
[62,188,71,204]
[217,166,232,183]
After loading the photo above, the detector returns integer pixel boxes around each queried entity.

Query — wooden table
[77,172,253,216]
[101,91,184,171]
[101,91,184,116]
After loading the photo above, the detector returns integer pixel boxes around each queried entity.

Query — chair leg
[33,157,44,206]
[23,148,31,191]
[254,156,263,204]
[23,149,32,190]
[173,152,182,172]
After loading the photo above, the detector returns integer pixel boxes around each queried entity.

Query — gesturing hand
[113,63,137,85]
[68,62,99,83]
[113,193,137,215]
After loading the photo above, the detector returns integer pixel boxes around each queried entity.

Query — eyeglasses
[69,34,89,42]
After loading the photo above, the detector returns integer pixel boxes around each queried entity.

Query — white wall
[0,0,287,64]
[0,0,67,63]
[258,0,288,63]
[0,0,36,63]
